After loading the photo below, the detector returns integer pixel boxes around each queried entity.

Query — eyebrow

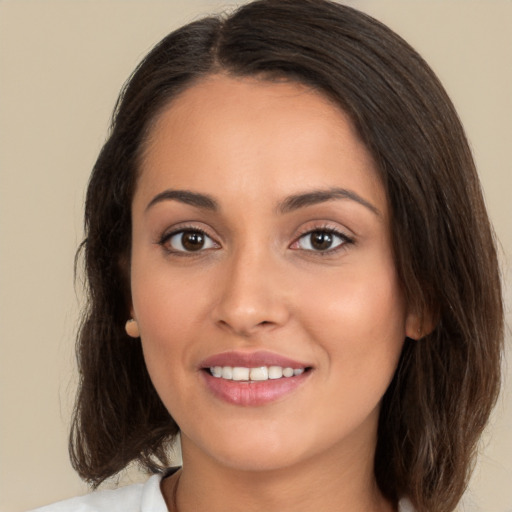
[146,189,218,212]
[278,188,380,216]
[145,187,380,216]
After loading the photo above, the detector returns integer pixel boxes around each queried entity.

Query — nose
[212,246,290,338]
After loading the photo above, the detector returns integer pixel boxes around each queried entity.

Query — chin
[182,420,310,472]
[207,444,306,473]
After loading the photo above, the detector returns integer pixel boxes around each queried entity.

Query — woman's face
[130,75,419,472]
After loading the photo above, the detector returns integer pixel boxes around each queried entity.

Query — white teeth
[232,367,250,381]
[268,366,283,379]
[221,366,233,379]
[209,365,306,381]
[250,367,269,381]
[282,367,294,378]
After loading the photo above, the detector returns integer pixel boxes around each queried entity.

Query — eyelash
[157,224,354,255]
[158,225,218,255]
[291,226,354,255]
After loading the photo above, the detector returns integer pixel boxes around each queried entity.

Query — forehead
[136,74,386,215]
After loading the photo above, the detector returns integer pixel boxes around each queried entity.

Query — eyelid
[290,224,354,253]
[157,224,220,254]
[156,221,353,255]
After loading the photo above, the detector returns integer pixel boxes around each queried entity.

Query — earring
[125,318,140,338]
[406,327,422,342]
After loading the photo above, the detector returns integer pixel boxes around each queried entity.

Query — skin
[129,74,421,512]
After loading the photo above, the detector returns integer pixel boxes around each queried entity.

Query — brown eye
[166,229,217,252]
[310,232,334,251]
[182,231,205,251]
[296,229,348,252]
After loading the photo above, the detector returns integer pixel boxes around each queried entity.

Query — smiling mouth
[206,365,312,382]
[200,355,313,405]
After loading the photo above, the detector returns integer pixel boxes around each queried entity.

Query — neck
[162,431,395,512]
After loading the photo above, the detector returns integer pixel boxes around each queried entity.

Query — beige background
[0,1,510,511]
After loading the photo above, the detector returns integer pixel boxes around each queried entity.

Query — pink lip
[200,350,309,369]
[199,350,313,407]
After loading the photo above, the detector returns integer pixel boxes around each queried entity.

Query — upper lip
[200,350,311,369]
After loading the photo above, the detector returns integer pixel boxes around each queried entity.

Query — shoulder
[27,474,168,512]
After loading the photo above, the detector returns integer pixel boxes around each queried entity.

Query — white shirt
[28,474,167,512]
[29,472,415,512]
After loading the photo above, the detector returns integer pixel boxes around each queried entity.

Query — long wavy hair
[69,2,504,511]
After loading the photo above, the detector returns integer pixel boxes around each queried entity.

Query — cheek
[131,253,208,337]
[299,259,407,377]
[132,277,205,420]
[129,255,209,393]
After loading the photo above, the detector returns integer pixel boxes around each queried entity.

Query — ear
[405,307,437,340]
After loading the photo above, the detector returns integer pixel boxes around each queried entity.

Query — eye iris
[182,231,204,251]
[311,231,333,250]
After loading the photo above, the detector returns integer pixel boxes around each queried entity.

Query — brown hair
[70,1,504,511]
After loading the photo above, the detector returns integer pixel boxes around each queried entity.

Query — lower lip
[201,370,311,406]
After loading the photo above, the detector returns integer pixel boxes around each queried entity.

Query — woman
[30,0,504,511]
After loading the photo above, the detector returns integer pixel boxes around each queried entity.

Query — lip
[199,350,313,407]
[200,350,310,369]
